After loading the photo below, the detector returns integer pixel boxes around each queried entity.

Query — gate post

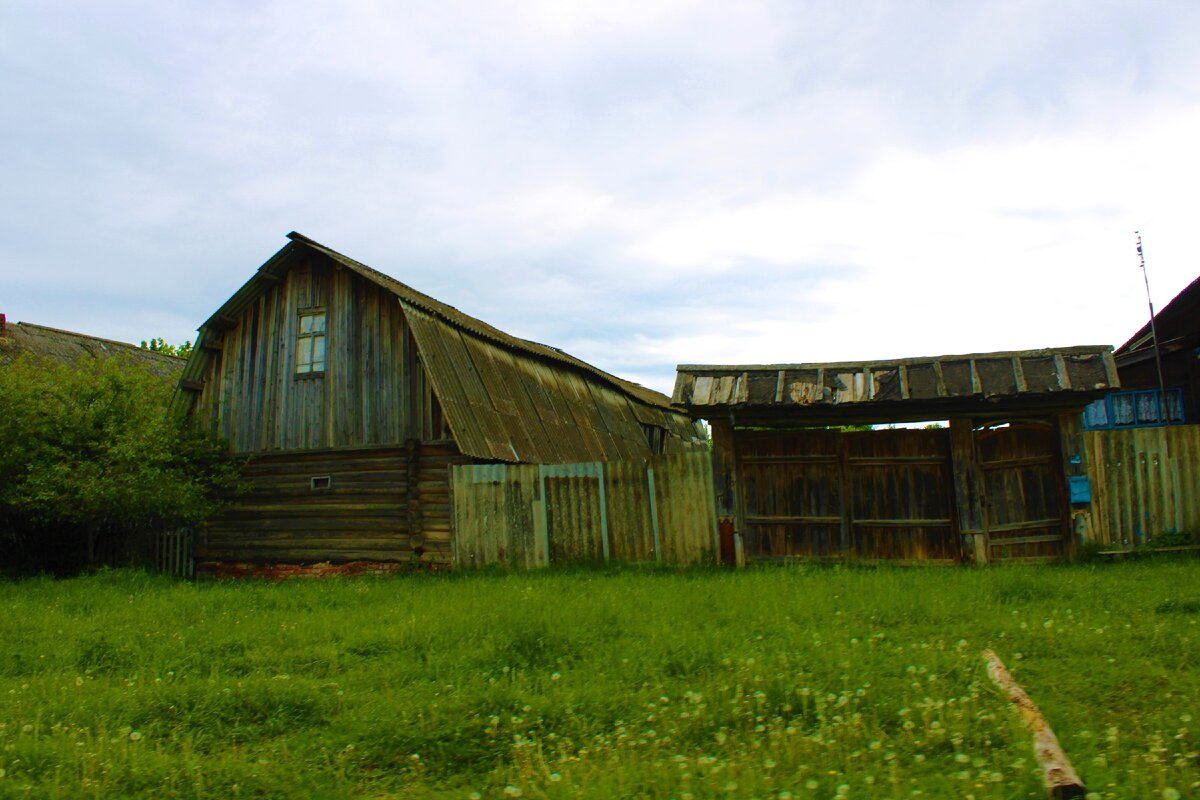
[710,419,743,565]
[949,418,988,564]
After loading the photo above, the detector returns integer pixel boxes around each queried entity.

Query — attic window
[297,309,326,375]
[642,423,667,455]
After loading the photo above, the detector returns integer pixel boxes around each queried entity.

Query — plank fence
[450,450,718,568]
[152,528,196,577]
[1084,423,1200,546]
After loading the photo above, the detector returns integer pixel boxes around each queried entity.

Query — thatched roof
[0,317,185,379]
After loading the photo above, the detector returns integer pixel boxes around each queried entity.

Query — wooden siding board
[1084,424,1200,546]
[196,261,429,454]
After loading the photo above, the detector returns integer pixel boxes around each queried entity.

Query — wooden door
[975,422,1068,561]
[739,430,844,560]
[844,429,960,563]
[736,428,960,563]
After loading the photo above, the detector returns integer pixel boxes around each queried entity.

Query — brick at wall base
[196,560,445,580]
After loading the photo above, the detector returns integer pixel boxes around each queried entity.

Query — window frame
[295,307,327,377]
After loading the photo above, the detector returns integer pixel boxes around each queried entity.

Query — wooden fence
[1084,423,1200,545]
[450,451,718,568]
[152,528,195,577]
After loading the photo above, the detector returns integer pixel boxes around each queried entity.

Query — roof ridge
[12,321,186,362]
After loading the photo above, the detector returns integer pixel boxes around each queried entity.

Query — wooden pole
[982,649,1086,799]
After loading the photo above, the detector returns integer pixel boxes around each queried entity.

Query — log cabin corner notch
[177,232,706,572]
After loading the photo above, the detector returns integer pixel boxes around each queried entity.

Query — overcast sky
[3,1,1199,395]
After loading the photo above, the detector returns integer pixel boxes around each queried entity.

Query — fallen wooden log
[982,649,1086,799]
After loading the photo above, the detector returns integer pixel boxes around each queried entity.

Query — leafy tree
[140,336,193,359]
[0,353,240,573]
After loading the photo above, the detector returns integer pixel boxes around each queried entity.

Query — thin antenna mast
[1136,232,1172,426]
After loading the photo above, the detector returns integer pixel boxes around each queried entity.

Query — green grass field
[1,561,1198,799]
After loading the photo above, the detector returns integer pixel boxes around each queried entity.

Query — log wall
[200,441,471,567]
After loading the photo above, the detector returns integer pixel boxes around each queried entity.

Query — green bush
[0,353,241,573]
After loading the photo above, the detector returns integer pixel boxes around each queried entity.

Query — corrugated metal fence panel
[451,463,544,569]
[450,451,718,568]
[1085,424,1200,545]
[541,462,608,563]
[649,451,719,564]
[604,458,656,561]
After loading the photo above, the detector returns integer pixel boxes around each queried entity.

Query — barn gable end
[178,233,703,571]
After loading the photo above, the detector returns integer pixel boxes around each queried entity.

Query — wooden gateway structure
[674,348,1118,564]
[176,232,704,573]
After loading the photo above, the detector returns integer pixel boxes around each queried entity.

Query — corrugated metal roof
[0,320,185,378]
[675,347,1118,419]
[181,233,704,462]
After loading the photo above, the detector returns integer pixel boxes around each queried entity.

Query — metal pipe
[1136,232,1172,426]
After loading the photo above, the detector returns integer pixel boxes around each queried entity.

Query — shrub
[0,353,241,573]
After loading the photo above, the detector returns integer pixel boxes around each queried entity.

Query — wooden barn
[674,347,1117,564]
[176,232,704,574]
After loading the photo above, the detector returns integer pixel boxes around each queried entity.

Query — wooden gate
[737,428,961,563]
[975,422,1068,561]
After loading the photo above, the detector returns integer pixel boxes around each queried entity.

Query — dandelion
[549,773,562,782]
[502,785,522,797]
[129,731,142,741]
[805,779,819,789]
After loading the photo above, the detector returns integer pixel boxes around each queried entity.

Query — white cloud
[2,0,1200,397]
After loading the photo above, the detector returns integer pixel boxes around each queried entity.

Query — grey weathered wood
[983,650,1086,799]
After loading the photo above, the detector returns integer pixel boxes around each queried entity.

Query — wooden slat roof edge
[196,232,676,413]
[677,345,1114,374]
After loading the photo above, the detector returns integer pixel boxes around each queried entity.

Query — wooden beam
[949,417,987,564]
[1102,351,1120,388]
[1054,354,1072,390]
[983,650,1087,799]
[970,359,982,395]
[933,361,947,397]
[898,364,910,400]
[1012,356,1028,393]
[774,369,786,403]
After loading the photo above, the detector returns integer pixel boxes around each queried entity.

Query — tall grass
[0,562,1197,798]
